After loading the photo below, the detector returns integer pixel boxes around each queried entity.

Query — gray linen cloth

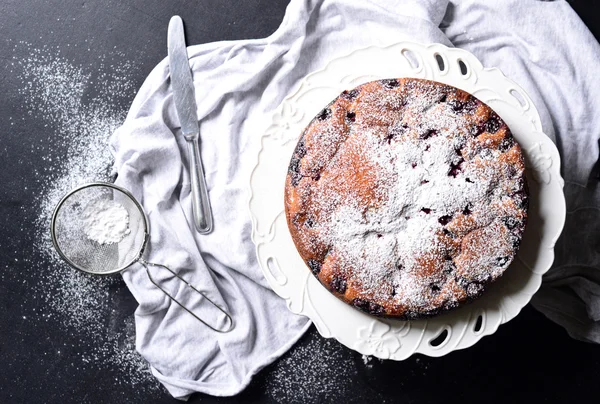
[110,0,600,399]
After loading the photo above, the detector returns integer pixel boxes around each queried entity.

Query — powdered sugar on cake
[322,114,492,306]
[285,78,528,318]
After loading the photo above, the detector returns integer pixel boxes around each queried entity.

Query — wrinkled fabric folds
[110,0,600,399]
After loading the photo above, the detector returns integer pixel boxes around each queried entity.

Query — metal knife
[167,16,213,234]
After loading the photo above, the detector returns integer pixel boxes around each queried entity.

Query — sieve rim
[50,181,150,275]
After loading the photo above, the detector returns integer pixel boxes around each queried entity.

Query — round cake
[283,77,528,320]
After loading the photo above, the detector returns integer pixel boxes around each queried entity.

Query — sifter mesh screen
[51,184,147,274]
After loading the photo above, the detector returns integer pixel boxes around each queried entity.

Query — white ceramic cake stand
[248,42,565,359]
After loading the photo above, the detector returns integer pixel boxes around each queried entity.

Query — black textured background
[1,1,599,403]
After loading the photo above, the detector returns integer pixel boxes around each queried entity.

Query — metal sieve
[50,182,233,333]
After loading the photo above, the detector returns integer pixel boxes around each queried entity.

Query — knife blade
[168,15,213,234]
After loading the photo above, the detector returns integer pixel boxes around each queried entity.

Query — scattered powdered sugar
[264,333,359,403]
[13,42,160,393]
[81,199,131,245]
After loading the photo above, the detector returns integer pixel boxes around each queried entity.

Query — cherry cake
[284,78,528,319]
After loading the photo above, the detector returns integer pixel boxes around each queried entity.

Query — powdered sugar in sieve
[80,198,131,245]
[51,182,234,333]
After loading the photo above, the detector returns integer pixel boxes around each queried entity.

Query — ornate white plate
[249,42,565,359]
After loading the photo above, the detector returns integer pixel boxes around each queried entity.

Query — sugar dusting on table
[13,43,160,392]
[264,333,359,403]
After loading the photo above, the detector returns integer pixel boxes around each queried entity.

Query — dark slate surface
[1,1,599,403]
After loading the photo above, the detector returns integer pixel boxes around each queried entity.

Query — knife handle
[187,138,213,234]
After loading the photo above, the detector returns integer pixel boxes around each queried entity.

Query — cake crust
[284,78,528,319]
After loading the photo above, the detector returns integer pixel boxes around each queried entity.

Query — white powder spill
[81,199,131,245]
[264,335,359,403]
[13,43,160,392]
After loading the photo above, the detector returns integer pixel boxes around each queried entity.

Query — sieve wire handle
[140,260,234,333]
